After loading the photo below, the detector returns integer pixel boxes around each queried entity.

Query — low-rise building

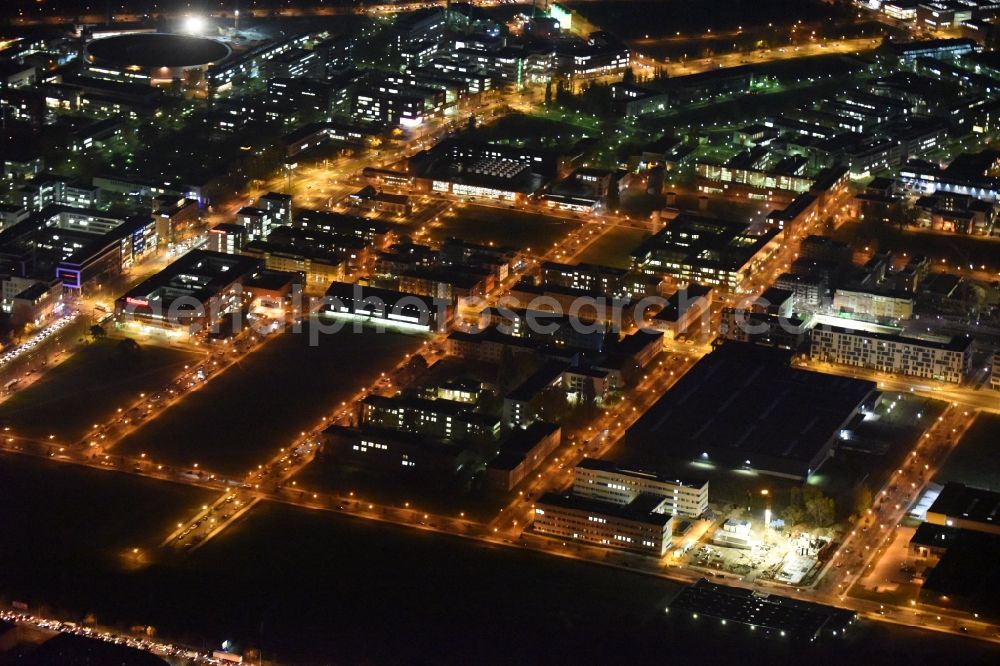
[532,492,673,556]
[925,482,1000,536]
[775,271,828,309]
[114,250,263,339]
[484,421,561,491]
[321,424,469,475]
[241,241,347,290]
[833,287,915,322]
[359,393,500,443]
[10,280,63,328]
[347,185,412,216]
[573,458,708,518]
[152,195,200,246]
[236,206,282,241]
[0,205,157,290]
[0,204,29,231]
[648,284,713,340]
[15,175,101,212]
[323,281,450,332]
[207,223,248,255]
[631,213,784,293]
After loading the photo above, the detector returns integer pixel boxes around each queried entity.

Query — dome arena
[84,33,231,83]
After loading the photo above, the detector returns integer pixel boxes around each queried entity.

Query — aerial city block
[0,0,999,663]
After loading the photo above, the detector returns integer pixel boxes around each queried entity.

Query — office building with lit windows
[0,205,157,290]
[630,213,784,293]
[207,223,248,255]
[532,492,673,556]
[320,424,470,474]
[114,250,263,338]
[413,139,559,202]
[359,394,500,443]
[573,458,709,518]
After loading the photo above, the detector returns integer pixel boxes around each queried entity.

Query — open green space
[639,78,853,132]
[0,455,215,610]
[428,204,581,253]
[635,21,885,62]
[574,226,650,269]
[0,337,198,443]
[831,220,1000,273]
[114,326,422,476]
[567,0,857,41]
[0,455,996,662]
[466,112,594,151]
[935,413,1000,490]
[292,458,509,523]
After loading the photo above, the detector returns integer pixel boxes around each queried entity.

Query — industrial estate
[1,0,1000,663]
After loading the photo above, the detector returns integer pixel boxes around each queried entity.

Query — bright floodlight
[183,15,207,35]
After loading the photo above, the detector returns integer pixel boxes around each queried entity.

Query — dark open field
[428,204,582,252]
[113,326,421,476]
[0,338,198,443]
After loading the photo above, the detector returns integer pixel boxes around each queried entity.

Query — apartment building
[810,325,972,384]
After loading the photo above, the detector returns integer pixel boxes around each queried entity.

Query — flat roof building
[321,424,470,475]
[114,250,262,338]
[574,458,709,518]
[925,482,1000,536]
[668,578,856,641]
[484,421,562,491]
[0,205,157,290]
[625,343,877,479]
[359,393,500,443]
[322,281,450,332]
[533,492,673,557]
[631,213,783,293]
[809,325,972,385]
[649,284,713,340]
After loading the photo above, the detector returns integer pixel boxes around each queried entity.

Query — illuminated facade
[533,492,673,556]
[631,213,784,292]
[573,458,709,518]
[810,325,972,384]
[114,250,262,338]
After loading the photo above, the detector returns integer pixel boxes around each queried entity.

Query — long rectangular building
[114,250,263,338]
[573,458,708,518]
[631,213,783,293]
[322,281,451,332]
[925,482,1000,536]
[533,492,673,557]
[359,394,500,443]
[626,343,876,479]
[809,325,972,384]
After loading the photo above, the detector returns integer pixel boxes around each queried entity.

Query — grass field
[935,413,1000,490]
[428,204,581,252]
[113,326,422,476]
[0,459,995,662]
[574,226,650,268]
[0,338,198,443]
[292,456,509,522]
[0,455,215,609]
[567,0,852,40]
[831,220,1000,271]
